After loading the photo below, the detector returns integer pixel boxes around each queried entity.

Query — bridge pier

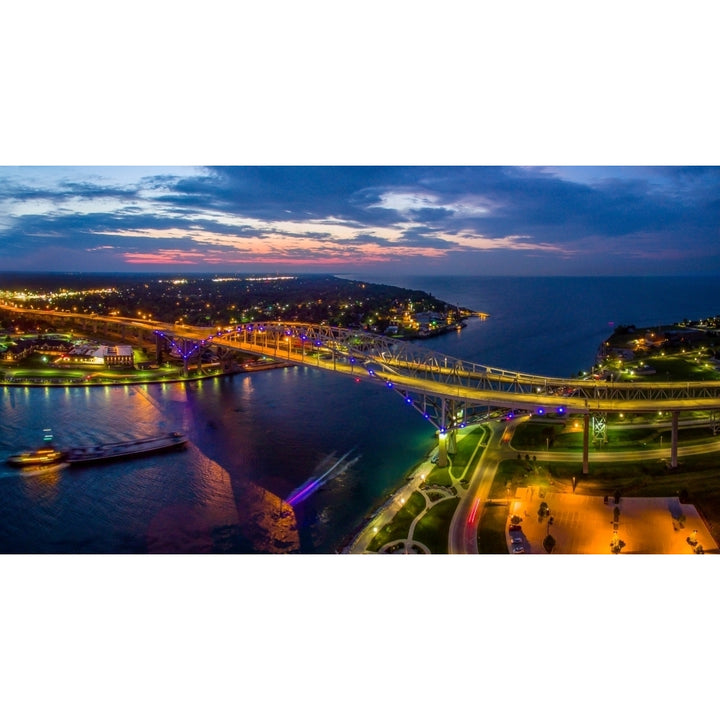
[591,412,607,445]
[178,338,201,376]
[155,333,164,364]
[447,428,457,455]
[671,410,679,469]
[437,431,449,468]
[582,414,589,475]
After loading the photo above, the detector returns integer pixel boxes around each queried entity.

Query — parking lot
[507,487,719,554]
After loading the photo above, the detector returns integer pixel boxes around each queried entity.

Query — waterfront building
[55,343,134,367]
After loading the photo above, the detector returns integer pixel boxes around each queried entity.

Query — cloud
[0,166,719,274]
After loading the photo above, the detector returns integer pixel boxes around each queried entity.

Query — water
[2,276,719,553]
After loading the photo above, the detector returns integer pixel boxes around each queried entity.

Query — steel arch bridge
[3,304,720,471]
[153,320,720,471]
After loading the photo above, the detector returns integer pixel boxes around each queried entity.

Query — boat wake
[285,449,360,507]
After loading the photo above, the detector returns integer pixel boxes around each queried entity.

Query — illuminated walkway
[507,489,719,554]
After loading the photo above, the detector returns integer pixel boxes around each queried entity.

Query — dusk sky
[1,165,719,277]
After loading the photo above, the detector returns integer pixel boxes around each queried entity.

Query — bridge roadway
[5,306,720,471]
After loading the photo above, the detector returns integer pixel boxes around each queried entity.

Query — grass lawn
[424,425,488,487]
[2,354,190,384]
[413,497,460,553]
[366,491,426,552]
[477,504,510,553]
[369,426,489,552]
[627,355,720,382]
[511,418,720,452]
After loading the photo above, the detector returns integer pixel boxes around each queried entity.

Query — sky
[1,165,719,276]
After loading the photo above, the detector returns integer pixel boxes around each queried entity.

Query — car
[509,524,523,533]
[511,537,525,553]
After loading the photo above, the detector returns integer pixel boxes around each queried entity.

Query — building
[1,337,74,363]
[55,343,134,367]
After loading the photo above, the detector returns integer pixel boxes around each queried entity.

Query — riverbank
[0,360,294,388]
[340,447,439,553]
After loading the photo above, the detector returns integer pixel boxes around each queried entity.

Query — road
[447,420,519,554]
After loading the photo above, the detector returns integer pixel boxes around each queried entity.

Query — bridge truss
[5,304,720,472]
[156,320,720,433]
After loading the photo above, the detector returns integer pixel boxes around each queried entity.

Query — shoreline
[0,360,295,389]
[339,445,439,554]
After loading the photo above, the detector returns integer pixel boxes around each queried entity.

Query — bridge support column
[155,333,164,364]
[183,341,190,376]
[437,431,449,468]
[591,412,607,445]
[582,414,589,475]
[447,429,457,455]
[671,410,679,469]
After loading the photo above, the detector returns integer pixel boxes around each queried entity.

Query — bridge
[4,304,720,472]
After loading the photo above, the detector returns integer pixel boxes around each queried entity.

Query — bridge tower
[434,397,460,468]
[153,330,205,377]
[670,410,679,469]
[591,412,607,445]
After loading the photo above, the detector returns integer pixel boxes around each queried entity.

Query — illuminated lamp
[405,396,412,404]
[537,408,545,415]
[386,381,393,388]
[557,407,565,414]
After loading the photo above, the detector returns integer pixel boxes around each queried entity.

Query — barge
[64,432,188,465]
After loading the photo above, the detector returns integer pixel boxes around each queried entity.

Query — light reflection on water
[0,368,430,553]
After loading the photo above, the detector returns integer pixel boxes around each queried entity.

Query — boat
[6,447,66,467]
[64,431,188,465]
[6,427,66,467]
